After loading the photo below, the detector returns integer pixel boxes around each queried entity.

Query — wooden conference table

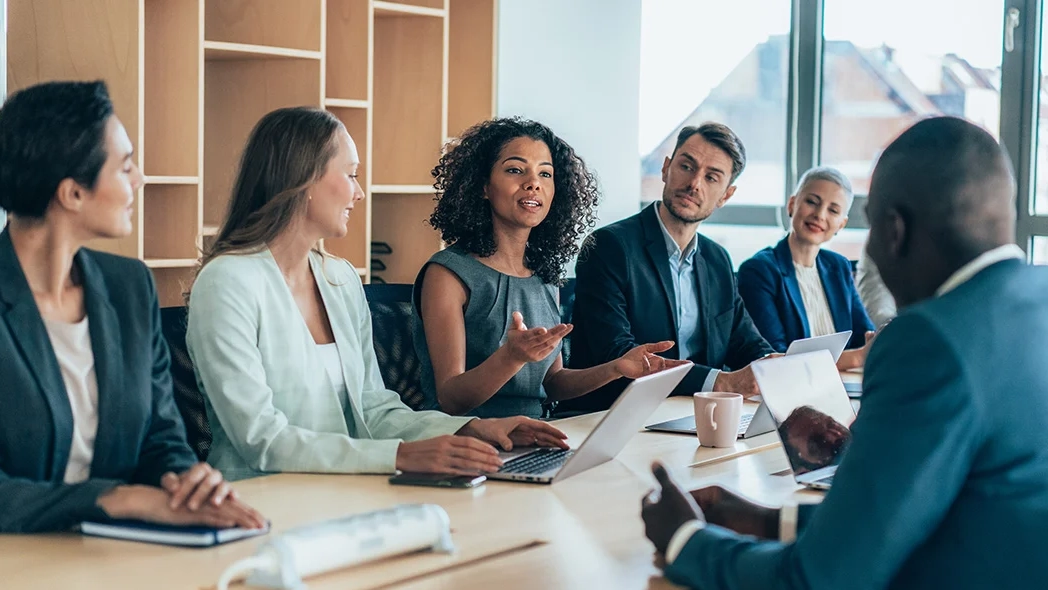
[2,397,831,589]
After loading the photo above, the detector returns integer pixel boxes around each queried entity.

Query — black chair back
[159,306,211,461]
[363,283,426,410]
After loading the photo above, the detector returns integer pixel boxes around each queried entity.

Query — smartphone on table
[388,472,487,489]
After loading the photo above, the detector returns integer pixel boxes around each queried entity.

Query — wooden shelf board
[372,184,433,194]
[373,2,446,18]
[145,258,199,269]
[356,267,368,277]
[202,225,220,237]
[324,98,370,109]
[203,41,322,61]
[144,175,199,185]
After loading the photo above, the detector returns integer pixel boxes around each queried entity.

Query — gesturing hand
[613,341,692,379]
[458,416,569,451]
[641,462,704,556]
[690,485,778,539]
[502,311,572,364]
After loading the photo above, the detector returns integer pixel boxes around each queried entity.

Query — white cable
[217,555,276,590]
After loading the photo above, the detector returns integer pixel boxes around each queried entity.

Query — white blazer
[187,249,471,480]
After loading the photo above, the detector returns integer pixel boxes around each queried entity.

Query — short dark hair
[672,122,747,183]
[0,80,114,218]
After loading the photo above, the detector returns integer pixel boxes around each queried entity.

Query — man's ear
[53,178,85,213]
[716,185,737,209]
[661,156,671,183]
[884,206,908,259]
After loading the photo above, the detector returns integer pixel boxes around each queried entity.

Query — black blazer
[562,204,773,413]
[0,228,196,532]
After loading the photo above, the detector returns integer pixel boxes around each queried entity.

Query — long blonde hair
[187,107,344,299]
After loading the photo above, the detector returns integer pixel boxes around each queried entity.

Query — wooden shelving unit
[7,0,498,304]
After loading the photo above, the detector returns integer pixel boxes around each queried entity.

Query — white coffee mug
[692,392,743,448]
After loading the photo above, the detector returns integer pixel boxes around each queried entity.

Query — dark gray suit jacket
[563,204,773,413]
[0,229,196,532]
[666,258,1048,589]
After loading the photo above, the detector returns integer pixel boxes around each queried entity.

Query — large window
[639,0,791,216]
[641,0,1048,268]
[822,0,1004,195]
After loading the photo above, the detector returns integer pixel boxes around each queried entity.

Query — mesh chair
[159,306,212,461]
[363,283,426,410]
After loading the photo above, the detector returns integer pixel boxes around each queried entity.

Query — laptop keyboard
[736,412,754,435]
[498,449,575,475]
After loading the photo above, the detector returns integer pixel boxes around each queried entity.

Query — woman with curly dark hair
[412,118,688,419]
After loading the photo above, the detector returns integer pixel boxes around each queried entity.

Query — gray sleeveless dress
[411,246,562,419]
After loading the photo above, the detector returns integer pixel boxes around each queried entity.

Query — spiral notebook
[80,519,270,547]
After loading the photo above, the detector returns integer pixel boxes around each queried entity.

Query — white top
[793,262,836,338]
[43,316,99,484]
[316,342,349,412]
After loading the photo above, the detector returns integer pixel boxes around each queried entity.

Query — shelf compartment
[373,1,446,18]
[205,0,322,52]
[144,0,201,178]
[326,0,370,103]
[151,267,196,308]
[372,12,446,186]
[203,41,322,61]
[371,184,433,194]
[371,193,442,284]
[448,0,496,138]
[323,106,371,269]
[145,176,199,185]
[324,98,370,109]
[143,184,201,260]
[203,58,322,226]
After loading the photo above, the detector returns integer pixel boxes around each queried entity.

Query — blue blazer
[665,258,1048,590]
[0,229,197,532]
[737,237,873,352]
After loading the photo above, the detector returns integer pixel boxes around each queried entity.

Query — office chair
[363,283,426,410]
[159,306,212,461]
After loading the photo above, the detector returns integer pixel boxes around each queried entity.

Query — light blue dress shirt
[654,204,720,391]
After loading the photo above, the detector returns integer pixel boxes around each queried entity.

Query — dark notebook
[80,519,270,547]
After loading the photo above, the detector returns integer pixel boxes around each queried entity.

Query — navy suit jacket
[0,229,196,532]
[562,204,773,413]
[737,237,873,352]
[666,258,1048,590]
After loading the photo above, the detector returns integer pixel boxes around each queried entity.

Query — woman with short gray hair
[737,166,875,370]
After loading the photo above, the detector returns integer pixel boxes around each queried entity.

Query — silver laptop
[644,332,852,438]
[751,350,856,490]
[785,330,852,361]
[644,401,774,439]
[487,363,691,484]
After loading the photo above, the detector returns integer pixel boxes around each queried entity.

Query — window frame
[700,0,1048,257]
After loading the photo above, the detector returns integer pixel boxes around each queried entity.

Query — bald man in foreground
[641,117,1048,589]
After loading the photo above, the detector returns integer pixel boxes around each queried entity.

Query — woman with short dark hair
[0,80,263,533]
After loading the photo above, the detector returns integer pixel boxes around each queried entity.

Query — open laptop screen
[752,350,856,476]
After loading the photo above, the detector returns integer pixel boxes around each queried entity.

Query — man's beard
[663,194,709,224]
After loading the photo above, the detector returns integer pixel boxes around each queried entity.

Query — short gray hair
[795,166,854,212]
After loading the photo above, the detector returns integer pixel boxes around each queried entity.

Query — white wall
[496,0,642,227]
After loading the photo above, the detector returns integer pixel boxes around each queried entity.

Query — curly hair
[429,117,600,284]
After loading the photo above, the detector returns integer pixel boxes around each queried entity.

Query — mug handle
[706,402,718,431]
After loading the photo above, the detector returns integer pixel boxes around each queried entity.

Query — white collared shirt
[935,244,1026,296]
